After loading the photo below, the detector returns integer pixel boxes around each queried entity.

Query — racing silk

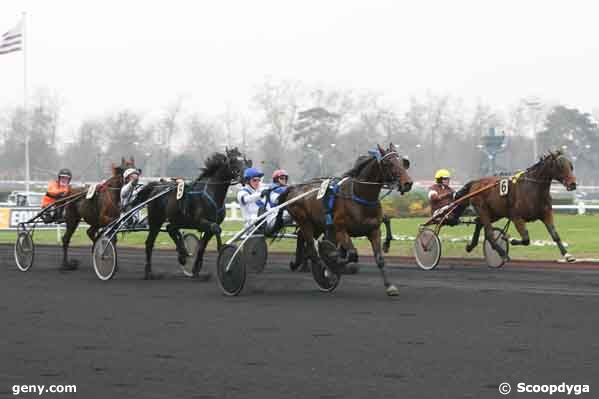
[266,184,287,208]
[265,184,289,229]
[428,183,455,214]
[120,181,144,210]
[41,180,71,208]
[237,185,264,227]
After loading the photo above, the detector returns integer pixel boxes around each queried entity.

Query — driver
[265,169,292,231]
[237,167,265,228]
[428,169,459,226]
[120,168,145,226]
[41,168,72,208]
[41,168,73,222]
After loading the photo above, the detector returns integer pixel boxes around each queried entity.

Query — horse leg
[192,231,213,278]
[166,224,187,265]
[300,224,326,272]
[290,233,305,271]
[382,215,393,253]
[61,219,80,270]
[510,218,530,246]
[542,213,574,262]
[334,227,355,266]
[368,226,398,296]
[86,226,98,243]
[481,218,509,260]
[144,227,160,280]
[465,218,482,253]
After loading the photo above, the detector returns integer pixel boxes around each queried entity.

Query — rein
[185,179,233,217]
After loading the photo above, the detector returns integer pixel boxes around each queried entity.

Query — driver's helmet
[58,168,72,181]
[243,167,264,182]
[123,168,140,180]
[434,169,451,181]
[272,169,288,183]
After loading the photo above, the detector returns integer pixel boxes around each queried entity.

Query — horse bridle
[521,155,570,186]
[376,151,405,187]
[222,153,247,185]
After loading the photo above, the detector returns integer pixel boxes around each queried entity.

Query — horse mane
[198,152,228,180]
[528,150,571,179]
[343,155,374,177]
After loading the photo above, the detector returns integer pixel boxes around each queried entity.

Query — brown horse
[61,157,135,269]
[458,150,577,261]
[274,144,413,296]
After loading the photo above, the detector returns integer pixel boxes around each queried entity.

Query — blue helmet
[243,167,264,181]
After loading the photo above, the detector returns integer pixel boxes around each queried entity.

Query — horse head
[534,151,576,191]
[376,143,413,194]
[224,147,249,182]
[543,150,577,191]
[110,156,137,186]
[199,148,247,182]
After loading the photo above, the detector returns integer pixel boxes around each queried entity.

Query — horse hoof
[465,245,474,253]
[144,274,152,280]
[289,261,299,271]
[178,254,187,266]
[383,242,390,253]
[386,285,399,296]
[60,261,78,271]
[564,253,576,263]
[210,224,222,234]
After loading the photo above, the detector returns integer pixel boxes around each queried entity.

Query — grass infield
[2,214,597,261]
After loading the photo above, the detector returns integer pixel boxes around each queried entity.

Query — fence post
[231,203,239,220]
[578,201,586,215]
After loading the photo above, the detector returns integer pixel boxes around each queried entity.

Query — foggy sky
[2,0,599,139]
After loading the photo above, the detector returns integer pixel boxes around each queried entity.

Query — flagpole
[22,11,30,194]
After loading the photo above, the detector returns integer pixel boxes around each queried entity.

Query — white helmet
[123,168,139,180]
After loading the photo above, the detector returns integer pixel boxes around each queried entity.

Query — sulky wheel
[413,228,442,271]
[484,228,509,269]
[181,232,201,277]
[216,244,246,296]
[92,237,118,281]
[243,235,268,273]
[318,239,339,269]
[14,230,35,272]
[313,239,341,292]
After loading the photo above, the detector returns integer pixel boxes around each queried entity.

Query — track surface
[2,244,599,398]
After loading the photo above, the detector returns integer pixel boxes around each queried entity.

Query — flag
[0,19,23,55]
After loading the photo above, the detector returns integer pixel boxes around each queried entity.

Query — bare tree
[252,78,304,170]
[157,97,184,176]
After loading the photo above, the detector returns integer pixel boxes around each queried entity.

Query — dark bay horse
[131,148,247,280]
[61,158,135,269]
[274,144,413,296]
[458,150,577,261]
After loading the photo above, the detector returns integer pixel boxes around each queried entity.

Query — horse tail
[452,180,474,219]
[454,180,474,201]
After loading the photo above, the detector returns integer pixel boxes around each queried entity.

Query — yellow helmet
[434,169,451,179]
